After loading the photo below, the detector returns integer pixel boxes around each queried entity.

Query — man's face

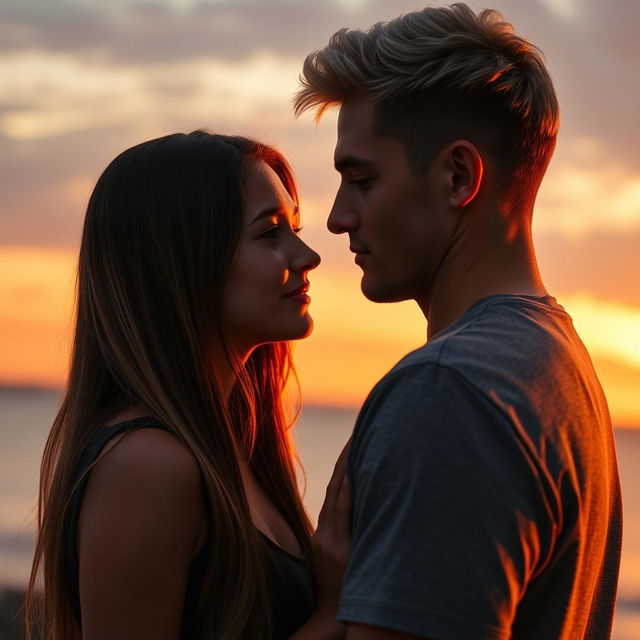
[328,96,454,305]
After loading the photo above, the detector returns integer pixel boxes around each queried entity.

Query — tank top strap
[82,416,171,463]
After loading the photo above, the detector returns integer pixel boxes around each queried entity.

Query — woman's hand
[310,437,353,635]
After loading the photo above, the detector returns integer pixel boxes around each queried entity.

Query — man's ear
[444,140,483,208]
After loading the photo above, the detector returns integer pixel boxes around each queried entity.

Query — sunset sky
[1,0,639,424]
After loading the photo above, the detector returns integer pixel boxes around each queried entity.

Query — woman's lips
[284,284,310,304]
[287,293,311,304]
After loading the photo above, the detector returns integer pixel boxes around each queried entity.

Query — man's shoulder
[356,293,587,437]
[378,294,556,375]
[358,349,491,435]
[387,294,574,382]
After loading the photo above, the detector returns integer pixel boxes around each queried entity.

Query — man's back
[341,294,622,639]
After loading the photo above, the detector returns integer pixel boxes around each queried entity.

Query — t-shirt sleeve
[338,363,556,639]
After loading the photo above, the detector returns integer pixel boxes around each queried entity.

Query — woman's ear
[444,140,483,208]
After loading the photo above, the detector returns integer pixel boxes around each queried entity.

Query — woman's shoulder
[98,425,199,478]
[76,425,207,638]
[88,425,203,514]
[79,424,206,559]
[95,410,199,482]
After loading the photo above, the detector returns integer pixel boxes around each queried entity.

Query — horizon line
[0,382,362,414]
[2,383,639,429]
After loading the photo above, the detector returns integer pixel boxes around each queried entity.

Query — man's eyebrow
[250,204,299,226]
[334,156,375,173]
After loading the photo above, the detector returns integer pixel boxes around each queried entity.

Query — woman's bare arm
[77,428,205,640]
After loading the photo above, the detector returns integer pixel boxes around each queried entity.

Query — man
[295,4,621,639]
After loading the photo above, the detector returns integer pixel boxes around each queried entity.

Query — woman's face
[223,159,320,355]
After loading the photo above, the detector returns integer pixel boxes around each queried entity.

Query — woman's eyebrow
[250,204,299,226]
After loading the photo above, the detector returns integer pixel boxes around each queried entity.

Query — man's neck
[418,228,546,340]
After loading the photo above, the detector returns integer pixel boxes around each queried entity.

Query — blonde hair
[295,3,559,198]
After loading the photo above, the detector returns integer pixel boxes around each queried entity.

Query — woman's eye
[260,223,302,241]
[261,225,279,239]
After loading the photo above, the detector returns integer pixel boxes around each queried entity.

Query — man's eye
[349,177,372,191]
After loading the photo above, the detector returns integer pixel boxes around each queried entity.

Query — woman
[26,131,351,639]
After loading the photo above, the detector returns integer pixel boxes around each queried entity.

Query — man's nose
[327,190,358,235]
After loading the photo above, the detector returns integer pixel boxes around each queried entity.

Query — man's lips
[350,245,370,267]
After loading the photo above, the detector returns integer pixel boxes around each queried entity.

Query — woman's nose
[292,239,321,272]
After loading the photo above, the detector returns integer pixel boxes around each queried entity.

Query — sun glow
[562,293,640,369]
[0,247,75,387]
[1,248,639,426]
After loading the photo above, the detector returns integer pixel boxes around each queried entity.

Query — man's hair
[294,3,559,203]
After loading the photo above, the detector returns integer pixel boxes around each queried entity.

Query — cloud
[0,51,308,247]
[0,50,301,140]
[2,0,637,72]
[1,0,638,168]
[589,356,640,427]
[535,140,640,234]
[537,225,640,307]
[0,1,346,64]
[537,0,579,20]
[518,1,640,171]
[561,293,640,369]
[0,0,638,257]
[0,128,133,246]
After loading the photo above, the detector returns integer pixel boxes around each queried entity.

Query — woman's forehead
[243,159,298,221]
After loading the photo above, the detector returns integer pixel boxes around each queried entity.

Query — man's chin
[360,278,411,304]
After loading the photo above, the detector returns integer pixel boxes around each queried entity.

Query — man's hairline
[329,91,547,184]
[331,92,440,176]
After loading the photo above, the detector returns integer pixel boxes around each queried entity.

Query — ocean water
[1,387,638,638]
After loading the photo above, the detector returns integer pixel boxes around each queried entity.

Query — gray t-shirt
[339,294,622,639]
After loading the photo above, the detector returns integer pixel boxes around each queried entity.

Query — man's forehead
[334,96,410,171]
[337,95,375,137]
[335,96,377,162]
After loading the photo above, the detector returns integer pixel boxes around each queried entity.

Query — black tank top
[62,417,316,639]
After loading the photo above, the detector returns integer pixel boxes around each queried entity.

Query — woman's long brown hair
[25,131,313,639]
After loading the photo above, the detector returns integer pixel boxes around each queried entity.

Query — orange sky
[1,0,639,425]
[2,242,639,426]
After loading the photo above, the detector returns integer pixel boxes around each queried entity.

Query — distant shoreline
[0,384,63,395]
[2,384,636,429]
[0,385,362,415]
